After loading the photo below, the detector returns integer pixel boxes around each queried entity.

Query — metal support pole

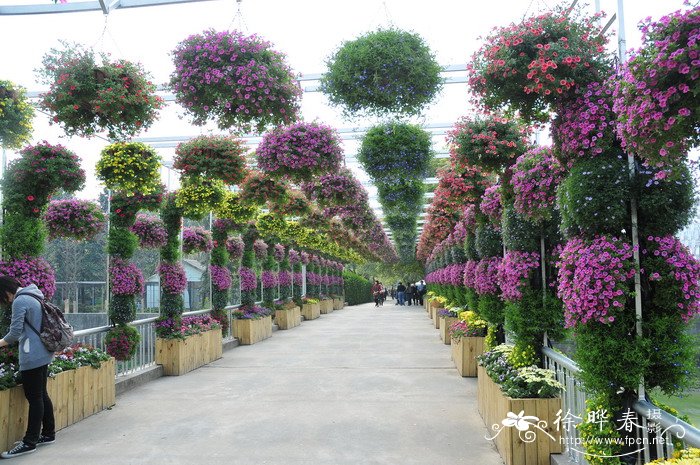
[105,189,111,312]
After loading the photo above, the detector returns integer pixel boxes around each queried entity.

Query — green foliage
[109,295,136,325]
[161,292,184,318]
[505,288,565,357]
[465,287,479,311]
[107,227,138,260]
[636,162,696,237]
[343,271,372,306]
[478,293,504,326]
[97,142,162,194]
[578,394,623,465]
[502,202,540,252]
[212,288,228,312]
[475,223,503,258]
[0,80,34,149]
[558,154,630,239]
[160,193,182,263]
[478,345,563,398]
[321,28,443,118]
[464,232,478,260]
[0,213,46,258]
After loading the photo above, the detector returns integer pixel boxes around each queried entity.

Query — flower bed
[232,306,273,345]
[155,315,222,376]
[477,345,563,465]
[0,345,115,453]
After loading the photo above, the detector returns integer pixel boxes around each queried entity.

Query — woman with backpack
[0,276,55,459]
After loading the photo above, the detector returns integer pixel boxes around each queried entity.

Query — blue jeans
[397,292,405,305]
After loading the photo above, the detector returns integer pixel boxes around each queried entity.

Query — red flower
[26,195,35,201]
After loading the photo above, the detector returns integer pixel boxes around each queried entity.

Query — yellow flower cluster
[577,396,622,465]
[215,191,258,221]
[176,178,226,219]
[485,324,498,350]
[508,343,538,368]
[458,310,488,332]
[96,142,161,194]
[648,448,700,465]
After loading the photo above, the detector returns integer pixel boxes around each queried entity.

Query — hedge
[343,271,373,306]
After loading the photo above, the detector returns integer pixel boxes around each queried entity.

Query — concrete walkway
[21,302,503,465]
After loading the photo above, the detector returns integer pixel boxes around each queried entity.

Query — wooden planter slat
[319,299,334,314]
[233,316,273,345]
[275,307,301,330]
[477,366,562,465]
[156,329,223,376]
[451,336,485,377]
[0,359,115,452]
[332,299,343,310]
[439,316,459,344]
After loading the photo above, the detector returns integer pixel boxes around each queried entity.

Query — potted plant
[170,29,301,133]
[272,299,301,330]
[299,296,320,321]
[0,80,33,149]
[449,311,487,376]
[38,42,163,139]
[155,315,222,375]
[320,28,443,118]
[174,135,248,186]
[182,226,213,254]
[231,305,273,345]
[437,308,460,345]
[175,177,226,220]
[43,198,105,241]
[96,142,162,195]
[130,214,168,249]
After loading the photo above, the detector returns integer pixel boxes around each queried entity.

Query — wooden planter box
[439,316,459,344]
[451,336,485,377]
[233,316,272,345]
[0,358,116,452]
[332,298,344,310]
[432,305,443,329]
[275,307,301,330]
[155,329,223,376]
[477,366,562,465]
[301,303,320,320]
[319,299,334,314]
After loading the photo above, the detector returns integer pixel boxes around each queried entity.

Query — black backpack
[20,293,74,352]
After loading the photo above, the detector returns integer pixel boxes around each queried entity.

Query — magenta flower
[182,227,213,254]
[210,264,232,291]
[157,262,187,295]
[131,214,168,249]
[253,239,268,260]
[226,236,244,260]
[109,259,144,296]
[0,256,56,299]
[273,243,286,262]
[239,267,257,292]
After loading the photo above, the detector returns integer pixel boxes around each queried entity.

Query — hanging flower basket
[358,122,433,182]
[467,6,609,122]
[2,141,85,217]
[38,43,163,139]
[174,135,248,185]
[320,28,443,118]
[109,258,144,296]
[613,8,700,177]
[0,80,34,149]
[175,177,226,220]
[226,236,244,260]
[254,239,268,260]
[0,256,56,299]
[215,191,259,224]
[447,116,530,173]
[480,185,502,224]
[110,186,165,228]
[96,142,162,194]
[130,214,168,249]
[170,29,301,133]
[182,226,213,254]
[44,199,106,241]
[269,188,311,217]
[157,261,187,295]
[304,170,366,208]
[256,122,344,181]
[239,171,288,207]
[273,244,286,262]
[511,146,564,223]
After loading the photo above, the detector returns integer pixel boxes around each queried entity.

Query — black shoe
[1,441,36,458]
[37,435,55,446]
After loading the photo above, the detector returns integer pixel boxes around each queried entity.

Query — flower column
[289,249,302,303]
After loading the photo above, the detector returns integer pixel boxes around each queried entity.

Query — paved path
[21,302,503,465]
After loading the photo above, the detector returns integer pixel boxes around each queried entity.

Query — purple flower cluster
[463,260,478,289]
[278,270,292,286]
[182,227,213,254]
[475,258,502,296]
[131,214,168,249]
[261,270,277,289]
[226,236,244,260]
[273,243,286,262]
[256,122,344,180]
[109,259,144,296]
[157,262,188,295]
[300,251,310,265]
[210,264,232,291]
[306,272,321,286]
[498,251,540,301]
[232,305,272,320]
[553,80,617,165]
[463,205,477,230]
[0,256,56,299]
[448,263,465,286]
[253,239,268,260]
[512,147,564,222]
[288,249,300,264]
[156,315,220,339]
[43,199,105,241]
[305,171,366,207]
[170,29,301,133]
[613,8,700,176]
[480,185,502,223]
[293,271,303,285]
[643,235,700,321]
[557,236,636,327]
[239,267,257,292]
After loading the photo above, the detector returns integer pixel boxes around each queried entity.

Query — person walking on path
[0,276,56,459]
[396,282,406,306]
[417,280,427,306]
[371,280,383,307]
[405,283,414,306]
[410,284,419,305]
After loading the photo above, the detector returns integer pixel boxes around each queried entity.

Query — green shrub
[636,162,696,237]
[343,271,373,306]
[107,227,138,260]
[0,213,46,258]
[502,202,540,252]
[478,294,504,326]
[475,223,503,258]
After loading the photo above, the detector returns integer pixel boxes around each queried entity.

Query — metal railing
[72,305,240,377]
[542,346,700,464]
